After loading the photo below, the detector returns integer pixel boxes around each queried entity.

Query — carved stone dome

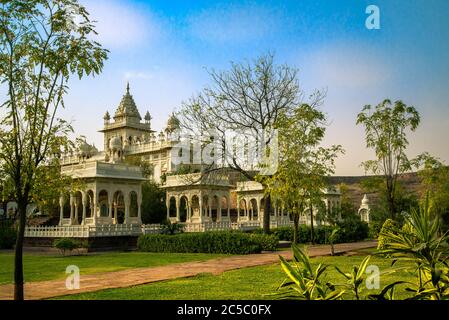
[165,113,180,132]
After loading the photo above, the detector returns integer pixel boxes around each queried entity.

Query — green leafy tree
[356,99,420,220]
[141,181,166,224]
[178,54,326,234]
[263,104,343,244]
[0,0,107,300]
[415,154,449,232]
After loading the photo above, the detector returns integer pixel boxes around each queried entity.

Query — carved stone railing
[25,224,142,238]
[26,219,293,238]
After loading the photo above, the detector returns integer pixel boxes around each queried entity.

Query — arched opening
[98,190,109,217]
[250,199,258,221]
[129,191,138,217]
[62,193,71,219]
[191,195,200,217]
[179,196,188,222]
[211,195,219,222]
[221,196,228,218]
[239,199,247,218]
[74,191,83,225]
[168,196,177,218]
[113,191,125,224]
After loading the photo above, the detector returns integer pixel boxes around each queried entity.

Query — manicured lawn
[0,251,226,285]
[54,253,416,300]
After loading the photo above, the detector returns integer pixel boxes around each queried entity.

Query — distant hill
[329,172,423,208]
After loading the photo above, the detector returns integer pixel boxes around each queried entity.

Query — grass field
[54,253,416,300]
[0,251,226,285]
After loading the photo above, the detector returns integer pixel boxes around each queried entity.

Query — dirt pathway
[0,240,376,300]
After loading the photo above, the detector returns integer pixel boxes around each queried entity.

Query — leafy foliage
[160,219,184,235]
[356,99,420,219]
[141,181,166,224]
[263,103,344,244]
[0,0,108,299]
[376,197,449,300]
[53,238,86,256]
[273,245,345,300]
[0,220,16,249]
[137,231,278,254]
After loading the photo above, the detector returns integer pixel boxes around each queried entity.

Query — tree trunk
[386,177,396,220]
[293,214,299,244]
[263,194,271,234]
[309,205,314,244]
[14,199,27,300]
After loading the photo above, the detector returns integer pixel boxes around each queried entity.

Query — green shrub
[368,221,383,239]
[160,219,184,235]
[137,231,278,254]
[271,227,294,241]
[267,222,367,245]
[335,219,369,243]
[377,219,399,250]
[53,238,85,256]
[249,233,278,251]
[0,221,16,249]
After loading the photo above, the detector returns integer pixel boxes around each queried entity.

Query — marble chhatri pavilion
[23,84,370,240]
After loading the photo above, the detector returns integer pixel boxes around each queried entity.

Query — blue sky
[63,0,449,175]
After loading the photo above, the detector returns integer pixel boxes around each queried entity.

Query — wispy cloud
[82,0,161,50]
[187,3,283,44]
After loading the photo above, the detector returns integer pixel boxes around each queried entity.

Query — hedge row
[137,231,278,254]
[250,219,369,244]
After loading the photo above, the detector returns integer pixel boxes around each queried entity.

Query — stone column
[69,195,74,226]
[137,193,142,225]
[166,200,170,220]
[92,193,97,225]
[198,196,203,222]
[124,193,130,225]
[237,199,240,222]
[108,196,113,220]
[176,197,180,222]
[81,193,87,225]
[59,195,64,226]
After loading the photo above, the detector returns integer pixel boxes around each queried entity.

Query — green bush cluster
[0,221,16,249]
[377,219,399,250]
[251,220,369,244]
[137,231,278,254]
[53,238,87,256]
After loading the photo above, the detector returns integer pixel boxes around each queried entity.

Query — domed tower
[165,113,180,133]
[99,83,154,154]
[358,194,371,223]
[114,83,141,124]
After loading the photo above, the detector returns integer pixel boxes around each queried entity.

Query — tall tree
[356,99,420,220]
[0,0,107,300]
[263,104,343,244]
[178,53,325,233]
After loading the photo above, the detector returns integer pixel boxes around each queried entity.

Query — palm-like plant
[377,197,449,300]
[273,244,345,300]
[335,256,371,300]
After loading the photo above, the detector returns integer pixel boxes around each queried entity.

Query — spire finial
[126,82,130,94]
